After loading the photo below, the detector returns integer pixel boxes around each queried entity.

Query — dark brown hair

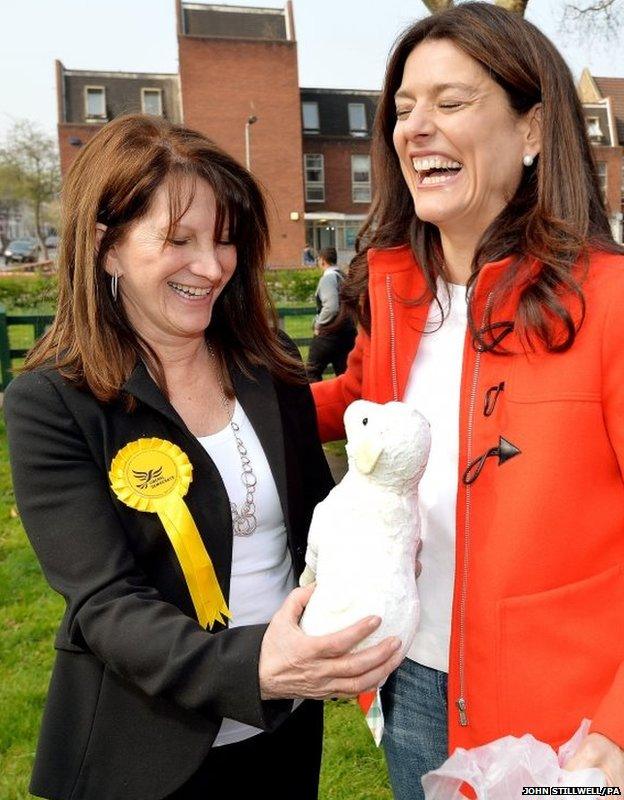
[347,1,623,352]
[26,114,304,401]
[319,247,338,265]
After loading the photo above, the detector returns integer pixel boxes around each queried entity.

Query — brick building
[301,88,378,261]
[55,61,182,177]
[578,68,624,243]
[55,1,379,266]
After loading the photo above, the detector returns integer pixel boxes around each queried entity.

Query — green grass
[0,417,390,798]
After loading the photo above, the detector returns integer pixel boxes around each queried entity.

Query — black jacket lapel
[122,361,189,432]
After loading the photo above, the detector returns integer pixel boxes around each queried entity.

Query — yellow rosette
[109,437,231,630]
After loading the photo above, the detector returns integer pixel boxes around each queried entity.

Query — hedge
[0,270,321,311]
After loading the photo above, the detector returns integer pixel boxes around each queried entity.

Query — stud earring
[523,154,535,167]
[111,271,118,301]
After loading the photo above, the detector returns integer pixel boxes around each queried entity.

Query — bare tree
[562,0,623,41]
[419,0,622,42]
[421,0,622,20]
[0,121,60,261]
[421,0,529,13]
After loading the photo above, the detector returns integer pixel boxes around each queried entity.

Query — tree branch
[561,0,622,42]
[494,0,529,12]
[567,0,618,12]
[421,0,454,12]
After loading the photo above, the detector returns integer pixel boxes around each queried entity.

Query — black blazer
[4,355,334,800]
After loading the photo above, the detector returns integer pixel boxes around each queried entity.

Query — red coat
[311,244,624,755]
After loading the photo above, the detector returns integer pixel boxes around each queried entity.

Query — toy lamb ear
[353,439,384,475]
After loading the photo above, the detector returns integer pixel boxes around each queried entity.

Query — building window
[85,86,106,121]
[352,154,371,203]
[586,116,604,143]
[348,103,367,137]
[304,154,325,202]
[142,88,163,116]
[302,102,320,134]
[597,161,607,202]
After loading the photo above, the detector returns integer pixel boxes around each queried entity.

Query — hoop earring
[523,154,535,167]
[111,271,118,301]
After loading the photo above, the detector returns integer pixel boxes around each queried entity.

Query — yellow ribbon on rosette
[109,437,231,630]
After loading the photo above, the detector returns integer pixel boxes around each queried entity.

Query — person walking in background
[302,244,316,267]
[306,247,357,382]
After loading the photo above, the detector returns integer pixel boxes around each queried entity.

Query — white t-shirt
[403,280,468,672]
[197,401,296,746]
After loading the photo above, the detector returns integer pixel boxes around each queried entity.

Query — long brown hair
[26,114,304,401]
[348,1,623,352]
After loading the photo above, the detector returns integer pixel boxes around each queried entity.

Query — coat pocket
[505,350,600,404]
[496,563,624,746]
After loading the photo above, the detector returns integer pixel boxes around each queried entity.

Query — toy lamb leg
[300,399,431,743]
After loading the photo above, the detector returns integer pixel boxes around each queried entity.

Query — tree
[421,0,622,25]
[421,0,529,12]
[562,0,623,40]
[0,121,61,261]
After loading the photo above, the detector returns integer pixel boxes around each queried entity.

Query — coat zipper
[384,271,492,727]
[385,275,399,401]
[456,291,493,727]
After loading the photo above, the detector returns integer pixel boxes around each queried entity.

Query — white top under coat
[403,279,468,673]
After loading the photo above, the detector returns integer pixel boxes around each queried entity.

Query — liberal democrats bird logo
[132,466,163,490]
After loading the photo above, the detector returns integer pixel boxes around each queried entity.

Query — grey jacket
[314,267,343,328]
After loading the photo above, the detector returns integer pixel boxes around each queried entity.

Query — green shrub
[0,272,320,311]
[0,275,58,312]
[265,268,320,304]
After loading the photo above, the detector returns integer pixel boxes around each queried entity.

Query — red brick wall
[58,124,103,177]
[593,145,624,213]
[302,139,372,214]
[179,36,305,267]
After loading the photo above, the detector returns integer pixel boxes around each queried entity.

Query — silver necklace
[207,343,258,536]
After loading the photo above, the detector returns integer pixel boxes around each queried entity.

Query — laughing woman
[3,115,404,800]
[312,3,624,797]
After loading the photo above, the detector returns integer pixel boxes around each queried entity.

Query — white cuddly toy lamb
[299,399,431,657]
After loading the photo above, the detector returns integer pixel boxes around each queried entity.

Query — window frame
[302,102,320,134]
[141,87,163,116]
[351,154,372,203]
[348,102,368,137]
[597,161,608,202]
[84,85,107,122]
[304,153,325,203]
[586,116,604,142]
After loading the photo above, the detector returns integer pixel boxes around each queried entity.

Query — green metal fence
[0,306,55,390]
[0,305,318,391]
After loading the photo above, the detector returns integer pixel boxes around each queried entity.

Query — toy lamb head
[344,400,431,490]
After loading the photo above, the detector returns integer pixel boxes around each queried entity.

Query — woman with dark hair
[312,3,624,796]
[3,114,403,800]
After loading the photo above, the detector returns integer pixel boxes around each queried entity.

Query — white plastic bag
[422,719,607,799]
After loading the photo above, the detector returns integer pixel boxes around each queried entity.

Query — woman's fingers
[320,636,402,680]
[563,732,624,790]
[279,583,316,623]
[314,615,381,658]
[260,590,404,701]
[323,649,404,698]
